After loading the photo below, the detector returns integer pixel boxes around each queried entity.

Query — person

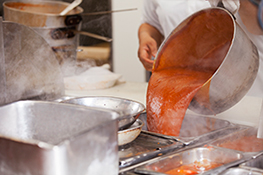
[138,0,211,71]
[138,0,263,98]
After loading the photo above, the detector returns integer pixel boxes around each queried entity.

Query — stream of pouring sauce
[147,9,234,136]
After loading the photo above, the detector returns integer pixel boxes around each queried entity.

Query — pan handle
[74,30,112,42]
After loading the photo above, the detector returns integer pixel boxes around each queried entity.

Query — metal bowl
[118,119,144,146]
[61,96,146,130]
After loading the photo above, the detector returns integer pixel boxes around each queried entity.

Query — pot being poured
[188,8,259,115]
[147,7,259,136]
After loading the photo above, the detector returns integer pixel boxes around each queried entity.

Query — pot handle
[74,30,112,42]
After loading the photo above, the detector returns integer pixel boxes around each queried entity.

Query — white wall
[111,0,146,82]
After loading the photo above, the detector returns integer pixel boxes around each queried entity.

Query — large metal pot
[3,1,84,76]
[188,8,259,114]
[154,7,259,115]
[3,1,83,27]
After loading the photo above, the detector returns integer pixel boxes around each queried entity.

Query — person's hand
[208,0,240,14]
[138,33,157,71]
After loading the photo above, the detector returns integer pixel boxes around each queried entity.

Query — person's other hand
[138,33,157,72]
[208,0,240,14]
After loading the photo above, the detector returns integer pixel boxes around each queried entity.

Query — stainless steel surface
[119,131,184,169]
[139,112,239,145]
[210,126,263,158]
[118,119,144,146]
[2,20,64,104]
[239,153,263,173]
[257,102,263,138]
[186,8,259,115]
[3,1,84,77]
[61,96,146,130]
[0,100,119,175]
[32,26,81,76]
[219,168,263,175]
[135,146,244,175]
[0,17,6,105]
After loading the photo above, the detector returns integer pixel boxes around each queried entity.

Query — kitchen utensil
[61,96,146,130]
[210,126,263,157]
[0,20,64,105]
[185,8,258,114]
[135,146,244,175]
[118,119,144,146]
[240,152,263,173]
[3,1,84,28]
[0,100,119,175]
[60,0,82,16]
[74,30,112,42]
[118,131,184,169]
[139,112,240,146]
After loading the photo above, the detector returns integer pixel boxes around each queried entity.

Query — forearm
[138,23,164,48]
[239,0,263,35]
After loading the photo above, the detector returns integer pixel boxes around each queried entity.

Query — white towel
[64,64,123,90]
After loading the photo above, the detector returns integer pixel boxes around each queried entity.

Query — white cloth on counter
[64,64,124,90]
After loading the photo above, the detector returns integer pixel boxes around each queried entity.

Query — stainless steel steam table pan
[239,152,263,173]
[139,112,241,146]
[0,100,119,175]
[219,167,263,175]
[134,146,244,175]
[210,126,263,159]
[119,131,184,169]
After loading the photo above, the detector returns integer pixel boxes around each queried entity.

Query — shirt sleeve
[141,0,164,36]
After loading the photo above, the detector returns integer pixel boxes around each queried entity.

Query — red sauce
[147,9,234,136]
[165,160,223,175]
[219,135,263,152]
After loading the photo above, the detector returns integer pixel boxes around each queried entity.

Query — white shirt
[141,0,211,38]
[141,0,263,98]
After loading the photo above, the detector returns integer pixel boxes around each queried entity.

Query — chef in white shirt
[138,0,263,98]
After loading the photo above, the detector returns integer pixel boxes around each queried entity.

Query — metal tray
[119,131,184,169]
[239,152,263,173]
[0,100,119,175]
[210,126,263,158]
[219,167,263,175]
[139,112,239,145]
[134,146,244,175]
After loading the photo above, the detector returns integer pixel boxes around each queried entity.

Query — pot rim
[3,1,84,17]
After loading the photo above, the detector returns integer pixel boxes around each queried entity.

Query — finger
[147,42,158,57]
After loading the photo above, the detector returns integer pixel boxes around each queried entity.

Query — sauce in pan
[165,159,223,175]
[147,9,234,136]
